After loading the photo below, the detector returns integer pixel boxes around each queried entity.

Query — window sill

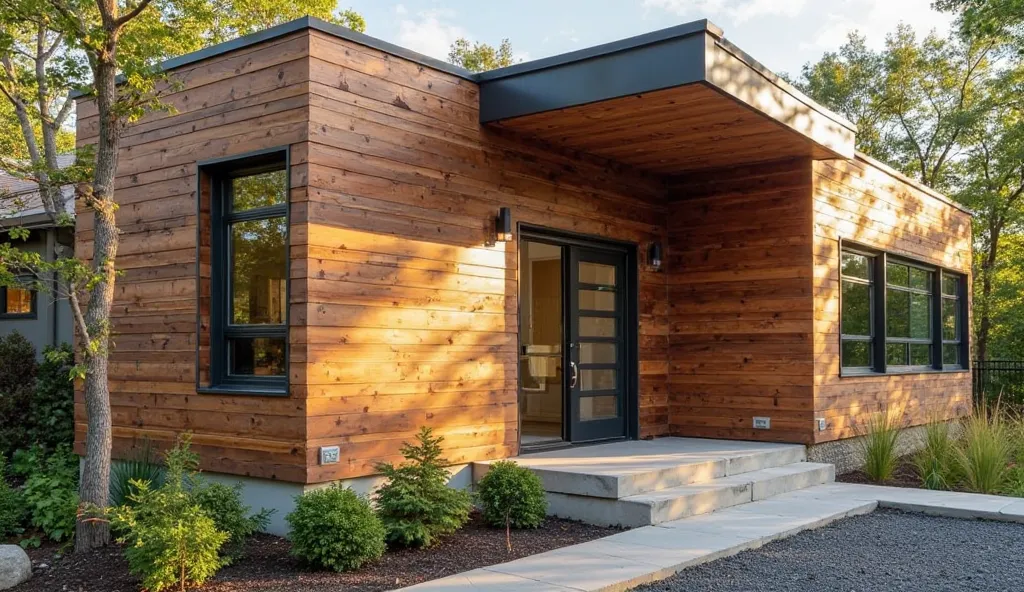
[840,367,970,378]
[197,384,289,397]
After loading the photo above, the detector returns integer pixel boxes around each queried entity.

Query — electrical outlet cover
[753,416,771,430]
[319,446,340,465]
[816,417,827,431]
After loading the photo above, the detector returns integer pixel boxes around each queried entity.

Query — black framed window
[839,242,968,375]
[0,283,35,318]
[207,151,289,393]
[840,251,874,370]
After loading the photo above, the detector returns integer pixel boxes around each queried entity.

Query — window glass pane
[579,316,616,338]
[841,340,871,368]
[580,343,616,364]
[578,262,616,286]
[943,344,960,366]
[579,369,616,391]
[910,268,932,291]
[942,298,959,341]
[910,343,932,366]
[231,216,287,325]
[579,289,616,311]
[231,170,286,211]
[841,252,870,280]
[886,289,910,338]
[887,262,909,287]
[942,275,959,296]
[4,287,32,314]
[886,342,908,366]
[910,293,931,339]
[841,280,871,336]
[229,337,286,376]
[580,395,618,421]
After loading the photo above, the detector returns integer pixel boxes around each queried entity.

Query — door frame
[516,223,640,448]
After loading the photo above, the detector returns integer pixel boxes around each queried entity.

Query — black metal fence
[973,360,1024,405]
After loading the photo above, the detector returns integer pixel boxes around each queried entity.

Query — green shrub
[112,435,227,592]
[858,407,902,482]
[191,481,272,563]
[110,441,165,507]
[21,446,78,543]
[476,461,547,530]
[0,456,26,538]
[27,345,75,452]
[957,409,1011,494]
[0,332,38,458]
[913,419,958,490]
[286,485,385,572]
[375,427,471,548]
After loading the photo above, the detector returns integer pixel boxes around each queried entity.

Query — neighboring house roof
[0,153,76,228]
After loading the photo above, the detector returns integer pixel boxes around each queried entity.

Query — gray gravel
[632,509,1024,592]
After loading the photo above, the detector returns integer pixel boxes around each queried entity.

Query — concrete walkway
[399,483,1024,592]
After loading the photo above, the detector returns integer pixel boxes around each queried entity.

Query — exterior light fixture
[648,241,663,270]
[496,207,512,242]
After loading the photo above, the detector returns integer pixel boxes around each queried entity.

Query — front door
[518,233,631,447]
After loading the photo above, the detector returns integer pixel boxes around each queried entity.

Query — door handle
[569,360,578,389]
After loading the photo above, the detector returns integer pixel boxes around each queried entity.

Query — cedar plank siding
[811,156,973,442]
[666,159,816,444]
[299,30,668,482]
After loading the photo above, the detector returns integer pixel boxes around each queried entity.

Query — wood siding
[666,159,816,444]
[812,156,973,442]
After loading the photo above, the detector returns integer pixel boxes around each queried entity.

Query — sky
[343,0,957,76]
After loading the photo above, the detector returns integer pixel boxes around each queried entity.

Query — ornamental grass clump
[913,418,958,490]
[375,427,472,548]
[286,485,385,572]
[956,407,1011,494]
[858,407,902,482]
[475,460,547,552]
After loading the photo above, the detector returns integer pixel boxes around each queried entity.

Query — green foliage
[0,455,26,538]
[448,38,516,72]
[956,407,1011,493]
[286,485,385,572]
[110,441,165,507]
[913,420,959,490]
[191,481,272,563]
[858,408,903,482]
[111,435,228,591]
[475,461,547,530]
[374,427,471,548]
[0,332,39,458]
[21,446,79,543]
[28,344,75,452]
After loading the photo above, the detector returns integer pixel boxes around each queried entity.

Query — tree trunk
[975,219,1002,364]
[74,42,121,552]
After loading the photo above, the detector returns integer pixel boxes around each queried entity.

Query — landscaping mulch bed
[14,514,620,592]
[835,455,923,489]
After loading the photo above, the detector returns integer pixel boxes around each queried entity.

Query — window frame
[0,283,37,319]
[838,239,969,377]
[838,248,875,374]
[883,259,935,371]
[199,147,290,396]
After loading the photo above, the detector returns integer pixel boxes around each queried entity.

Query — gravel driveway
[632,509,1024,592]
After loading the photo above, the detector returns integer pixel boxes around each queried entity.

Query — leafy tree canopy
[448,37,515,72]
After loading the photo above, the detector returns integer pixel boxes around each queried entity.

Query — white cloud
[393,4,407,16]
[396,9,467,61]
[802,0,954,51]
[643,0,808,24]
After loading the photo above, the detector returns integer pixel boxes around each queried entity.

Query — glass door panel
[519,240,565,446]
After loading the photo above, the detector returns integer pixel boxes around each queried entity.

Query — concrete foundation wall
[806,421,962,475]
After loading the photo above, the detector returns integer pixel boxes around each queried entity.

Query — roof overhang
[478,21,856,175]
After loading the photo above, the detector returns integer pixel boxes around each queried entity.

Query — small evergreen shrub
[21,446,79,543]
[112,435,227,592]
[956,408,1010,494]
[0,456,26,538]
[858,407,902,482]
[476,461,547,529]
[286,485,385,572]
[913,419,958,490]
[192,481,272,563]
[0,332,38,458]
[375,427,471,548]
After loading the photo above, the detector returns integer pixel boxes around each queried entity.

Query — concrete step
[543,462,835,527]
[473,438,807,499]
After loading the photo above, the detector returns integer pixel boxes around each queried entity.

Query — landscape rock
[0,545,31,590]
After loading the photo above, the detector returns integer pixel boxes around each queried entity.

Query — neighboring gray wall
[0,228,72,355]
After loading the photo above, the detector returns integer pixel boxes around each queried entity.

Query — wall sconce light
[496,207,512,242]
[648,241,663,271]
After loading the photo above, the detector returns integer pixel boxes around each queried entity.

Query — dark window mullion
[932,270,944,370]
[225,204,287,224]
[874,252,888,373]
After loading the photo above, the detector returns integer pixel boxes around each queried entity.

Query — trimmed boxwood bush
[476,460,547,530]
[287,485,385,572]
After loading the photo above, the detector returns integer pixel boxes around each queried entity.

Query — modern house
[0,154,75,355]
[73,17,973,529]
